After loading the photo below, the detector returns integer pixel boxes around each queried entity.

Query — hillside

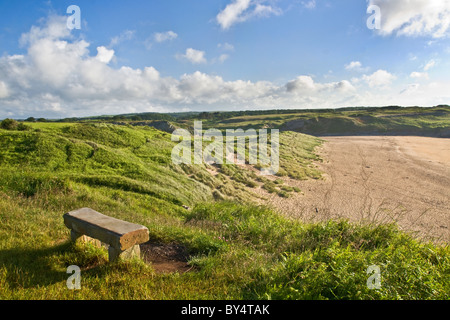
[52,105,450,138]
[182,106,450,137]
[0,121,449,299]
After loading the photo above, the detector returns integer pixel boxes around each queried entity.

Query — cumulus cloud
[216,0,282,30]
[96,46,115,64]
[333,80,356,93]
[362,69,396,87]
[410,71,429,80]
[1,16,284,117]
[19,15,71,46]
[286,76,355,94]
[216,0,251,30]
[345,61,362,71]
[368,0,450,38]
[1,14,447,119]
[286,76,316,93]
[345,61,369,73]
[176,48,207,64]
[0,82,9,99]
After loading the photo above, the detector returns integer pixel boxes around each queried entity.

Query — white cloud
[252,3,282,17]
[345,61,369,72]
[217,0,251,30]
[95,46,115,64]
[423,59,436,71]
[145,31,178,50]
[19,15,71,46]
[216,0,282,30]
[333,80,356,93]
[362,69,396,87]
[176,48,207,64]
[216,43,234,63]
[368,0,450,38]
[302,0,316,9]
[286,76,316,93]
[345,61,362,70]
[1,14,448,119]
[218,42,235,51]
[218,54,230,63]
[409,59,436,81]
[109,30,135,47]
[410,71,429,80]
[154,31,178,43]
[178,72,224,103]
[0,81,9,99]
[286,76,355,94]
[1,17,281,116]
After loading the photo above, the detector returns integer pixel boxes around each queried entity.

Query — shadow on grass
[0,240,110,289]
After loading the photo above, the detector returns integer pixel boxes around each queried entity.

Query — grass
[173,105,450,137]
[0,121,449,300]
[1,193,449,300]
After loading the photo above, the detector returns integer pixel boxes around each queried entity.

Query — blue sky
[1,0,450,118]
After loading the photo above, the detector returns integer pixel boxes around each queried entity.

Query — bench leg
[70,230,103,248]
[108,245,141,262]
[70,229,83,242]
[70,230,141,263]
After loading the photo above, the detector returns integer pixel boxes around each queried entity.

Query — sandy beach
[261,136,450,243]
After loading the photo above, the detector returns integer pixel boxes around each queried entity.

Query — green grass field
[0,119,449,300]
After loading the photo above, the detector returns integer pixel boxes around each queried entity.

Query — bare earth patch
[258,136,450,243]
[140,241,192,273]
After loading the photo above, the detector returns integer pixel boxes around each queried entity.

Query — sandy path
[260,136,450,243]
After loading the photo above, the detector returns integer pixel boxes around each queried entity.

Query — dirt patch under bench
[140,241,192,273]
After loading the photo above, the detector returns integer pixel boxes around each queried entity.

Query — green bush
[17,123,32,131]
[1,118,18,130]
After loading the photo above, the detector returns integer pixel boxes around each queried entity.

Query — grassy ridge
[166,105,450,137]
[32,105,450,138]
[0,122,449,299]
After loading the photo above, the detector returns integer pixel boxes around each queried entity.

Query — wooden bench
[63,208,149,262]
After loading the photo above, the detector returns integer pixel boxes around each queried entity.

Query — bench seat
[63,208,149,262]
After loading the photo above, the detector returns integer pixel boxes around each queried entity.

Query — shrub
[1,118,18,130]
[17,123,32,131]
